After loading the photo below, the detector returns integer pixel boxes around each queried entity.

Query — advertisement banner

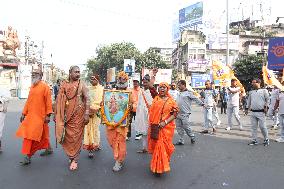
[268,37,284,70]
[142,69,172,84]
[107,67,116,83]
[187,59,209,72]
[179,2,203,28]
[124,59,135,75]
[172,19,181,43]
[191,73,212,88]
[208,34,239,50]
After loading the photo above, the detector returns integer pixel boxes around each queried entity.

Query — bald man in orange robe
[16,68,53,165]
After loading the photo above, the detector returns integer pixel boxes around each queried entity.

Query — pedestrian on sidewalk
[200,80,217,134]
[273,89,284,142]
[245,79,269,146]
[83,73,104,158]
[55,66,90,171]
[16,66,53,165]
[0,86,10,153]
[226,79,243,131]
[175,80,204,145]
[135,74,157,153]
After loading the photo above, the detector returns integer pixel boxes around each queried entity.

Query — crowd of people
[0,66,284,177]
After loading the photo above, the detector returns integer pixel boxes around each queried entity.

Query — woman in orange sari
[148,82,179,176]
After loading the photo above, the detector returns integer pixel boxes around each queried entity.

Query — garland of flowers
[100,103,130,127]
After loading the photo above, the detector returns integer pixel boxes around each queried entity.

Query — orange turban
[117,71,129,81]
[158,82,171,97]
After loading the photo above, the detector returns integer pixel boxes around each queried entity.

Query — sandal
[88,151,94,159]
[69,160,78,171]
[20,156,31,166]
[136,149,148,153]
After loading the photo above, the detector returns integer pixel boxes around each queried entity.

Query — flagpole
[226,0,229,66]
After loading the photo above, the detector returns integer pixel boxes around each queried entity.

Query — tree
[233,55,264,90]
[86,42,141,81]
[87,43,169,82]
[137,48,170,74]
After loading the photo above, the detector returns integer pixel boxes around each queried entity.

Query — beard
[32,76,41,85]
[116,82,128,89]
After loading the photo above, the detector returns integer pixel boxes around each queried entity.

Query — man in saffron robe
[83,74,104,158]
[55,66,90,171]
[104,71,132,172]
[148,82,179,176]
[16,67,53,165]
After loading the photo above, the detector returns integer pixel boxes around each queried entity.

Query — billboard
[268,37,284,70]
[172,19,181,43]
[179,2,203,28]
[142,69,172,84]
[191,73,212,88]
[187,59,209,72]
[124,59,135,75]
[208,34,239,50]
[107,67,116,83]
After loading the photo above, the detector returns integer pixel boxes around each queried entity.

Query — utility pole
[226,0,229,66]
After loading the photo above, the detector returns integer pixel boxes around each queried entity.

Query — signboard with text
[268,37,284,70]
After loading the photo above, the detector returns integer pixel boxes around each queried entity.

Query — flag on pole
[212,60,245,94]
[262,66,284,91]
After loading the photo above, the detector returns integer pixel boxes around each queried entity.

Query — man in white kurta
[135,74,157,153]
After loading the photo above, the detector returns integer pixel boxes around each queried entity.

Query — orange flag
[262,66,284,91]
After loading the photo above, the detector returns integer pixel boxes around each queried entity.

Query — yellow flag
[212,60,245,94]
[262,66,284,91]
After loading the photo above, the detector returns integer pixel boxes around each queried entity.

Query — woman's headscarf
[158,82,171,97]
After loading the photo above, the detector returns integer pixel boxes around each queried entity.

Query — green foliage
[233,55,264,90]
[87,42,169,82]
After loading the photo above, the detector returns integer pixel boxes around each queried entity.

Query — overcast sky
[1,0,282,71]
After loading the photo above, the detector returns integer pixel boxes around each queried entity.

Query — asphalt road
[0,99,284,189]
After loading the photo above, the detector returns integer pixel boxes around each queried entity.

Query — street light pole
[226,0,229,66]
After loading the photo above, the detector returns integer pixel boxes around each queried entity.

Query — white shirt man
[226,79,242,131]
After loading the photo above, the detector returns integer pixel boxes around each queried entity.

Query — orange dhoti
[22,124,50,157]
[106,127,127,162]
[148,124,175,173]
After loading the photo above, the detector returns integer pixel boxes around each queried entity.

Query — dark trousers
[221,102,227,114]
[127,112,136,138]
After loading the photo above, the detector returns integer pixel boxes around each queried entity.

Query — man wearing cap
[16,66,53,165]
[83,73,104,158]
